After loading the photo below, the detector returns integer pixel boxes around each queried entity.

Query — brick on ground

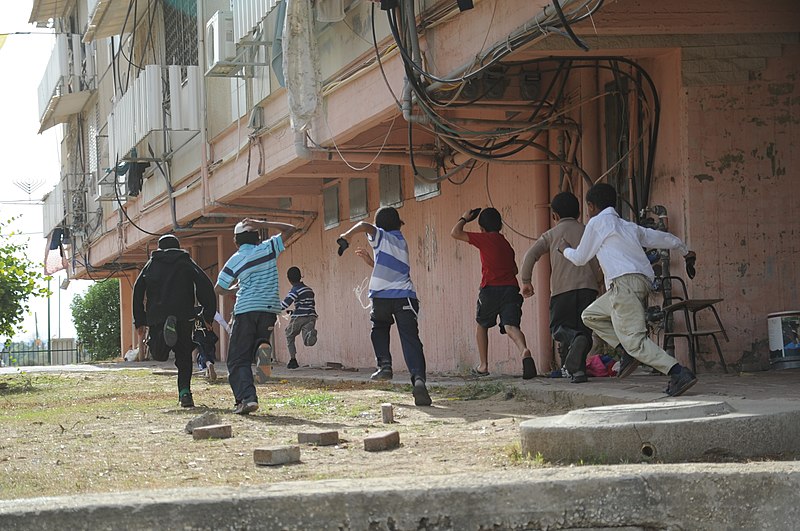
[297,431,339,446]
[192,424,232,440]
[254,446,301,466]
[364,430,400,452]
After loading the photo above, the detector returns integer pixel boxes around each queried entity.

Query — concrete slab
[521,399,800,463]
[1,465,799,530]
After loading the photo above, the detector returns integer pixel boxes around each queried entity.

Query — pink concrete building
[35,0,800,374]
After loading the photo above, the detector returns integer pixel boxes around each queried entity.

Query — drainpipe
[197,0,211,216]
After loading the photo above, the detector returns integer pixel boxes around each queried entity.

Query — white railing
[107,65,200,163]
[37,34,69,121]
[232,0,280,44]
[42,180,66,236]
[37,33,94,123]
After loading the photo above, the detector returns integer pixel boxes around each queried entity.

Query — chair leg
[710,333,728,373]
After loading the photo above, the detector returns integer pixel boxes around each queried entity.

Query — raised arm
[242,218,299,239]
[339,221,377,244]
[450,208,480,242]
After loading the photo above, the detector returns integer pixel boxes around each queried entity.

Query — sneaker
[370,366,393,381]
[567,335,591,372]
[206,362,217,382]
[666,366,697,397]
[179,392,195,408]
[163,315,178,348]
[571,371,588,384]
[304,329,318,347]
[233,401,259,415]
[254,343,272,384]
[287,358,299,369]
[412,379,432,406]
[617,351,641,378]
[522,357,536,380]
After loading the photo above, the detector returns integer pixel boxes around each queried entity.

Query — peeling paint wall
[685,45,800,370]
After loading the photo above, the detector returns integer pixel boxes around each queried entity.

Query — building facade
[34,0,800,374]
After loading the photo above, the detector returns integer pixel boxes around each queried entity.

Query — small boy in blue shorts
[451,207,535,380]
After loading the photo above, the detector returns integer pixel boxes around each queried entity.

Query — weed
[504,442,546,467]
[444,382,506,401]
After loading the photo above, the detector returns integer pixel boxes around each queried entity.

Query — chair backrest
[659,275,688,307]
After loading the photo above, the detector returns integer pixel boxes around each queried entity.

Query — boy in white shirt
[558,183,698,397]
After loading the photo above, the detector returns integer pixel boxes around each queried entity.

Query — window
[414,167,440,201]
[323,184,340,230]
[163,0,198,68]
[349,178,368,221]
[379,165,403,207]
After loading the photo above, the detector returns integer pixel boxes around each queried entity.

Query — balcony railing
[37,34,95,133]
[107,64,200,164]
[233,0,280,44]
[42,180,66,236]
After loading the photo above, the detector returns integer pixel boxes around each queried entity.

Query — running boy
[451,207,535,380]
[215,218,298,414]
[281,266,318,369]
[519,192,602,383]
[338,206,432,406]
[559,183,698,396]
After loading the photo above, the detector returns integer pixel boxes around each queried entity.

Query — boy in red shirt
[451,207,536,379]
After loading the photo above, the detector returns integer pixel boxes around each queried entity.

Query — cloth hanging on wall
[283,0,322,132]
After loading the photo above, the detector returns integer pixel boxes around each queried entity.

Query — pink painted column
[532,152,553,373]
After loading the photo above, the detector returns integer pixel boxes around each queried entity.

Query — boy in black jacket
[133,234,217,407]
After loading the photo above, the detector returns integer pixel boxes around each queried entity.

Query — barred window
[163,0,198,67]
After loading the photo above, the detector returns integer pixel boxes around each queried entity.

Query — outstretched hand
[556,237,571,254]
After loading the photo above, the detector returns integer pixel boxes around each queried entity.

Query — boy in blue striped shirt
[281,266,318,369]
[339,206,432,406]
[215,218,298,415]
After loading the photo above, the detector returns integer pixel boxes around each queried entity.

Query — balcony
[28,0,71,25]
[233,0,280,44]
[42,180,67,236]
[107,64,200,164]
[84,0,154,43]
[37,34,95,133]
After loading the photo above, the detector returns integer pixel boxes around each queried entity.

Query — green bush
[70,279,120,360]
[0,218,50,345]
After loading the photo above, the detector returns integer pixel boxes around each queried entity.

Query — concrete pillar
[119,272,135,358]
[216,234,231,362]
[580,66,601,209]
[532,150,553,373]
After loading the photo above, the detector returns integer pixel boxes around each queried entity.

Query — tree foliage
[0,218,51,344]
[71,278,121,360]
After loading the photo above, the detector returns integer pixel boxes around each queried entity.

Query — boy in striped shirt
[281,266,318,369]
[215,218,298,415]
[339,206,432,406]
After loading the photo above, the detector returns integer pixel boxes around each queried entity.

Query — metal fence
[1,341,89,368]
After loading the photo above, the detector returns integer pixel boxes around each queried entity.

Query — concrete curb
[1,465,798,530]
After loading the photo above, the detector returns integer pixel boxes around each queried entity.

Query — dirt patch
[0,370,565,500]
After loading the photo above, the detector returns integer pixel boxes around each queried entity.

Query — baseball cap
[234,221,256,234]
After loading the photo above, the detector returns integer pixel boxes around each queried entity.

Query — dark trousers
[148,319,194,394]
[370,297,426,383]
[227,311,276,404]
[550,289,597,374]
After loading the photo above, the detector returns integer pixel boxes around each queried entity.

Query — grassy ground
[0,370,558,500]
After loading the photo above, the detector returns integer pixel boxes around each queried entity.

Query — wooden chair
[658,276,729,373]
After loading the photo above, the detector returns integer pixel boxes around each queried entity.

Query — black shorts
[476,285,523,332]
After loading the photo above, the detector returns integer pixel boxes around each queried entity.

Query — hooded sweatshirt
[132,249,216,328]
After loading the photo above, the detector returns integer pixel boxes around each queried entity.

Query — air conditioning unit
[206,11,236,75]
